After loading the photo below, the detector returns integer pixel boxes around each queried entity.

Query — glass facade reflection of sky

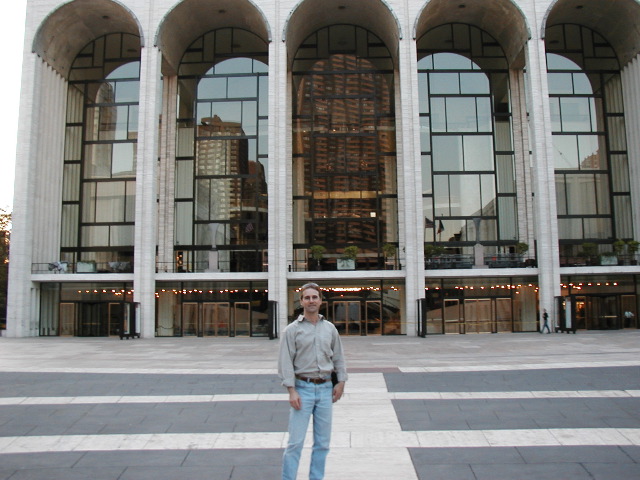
[546,25,632,248]
[61,34,141,269]
[418,24,516,249]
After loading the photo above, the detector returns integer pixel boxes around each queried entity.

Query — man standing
[278,283,348,480]
[541,308,551,333]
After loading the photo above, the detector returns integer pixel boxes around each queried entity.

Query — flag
[425,217,434,229]
[437,219,445,234]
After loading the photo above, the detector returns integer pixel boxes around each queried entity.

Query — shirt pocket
[320,343,334,360]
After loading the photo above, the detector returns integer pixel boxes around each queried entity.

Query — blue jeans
[282,379,333,480]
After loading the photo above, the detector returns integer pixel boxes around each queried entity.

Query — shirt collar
[296,314,324,323]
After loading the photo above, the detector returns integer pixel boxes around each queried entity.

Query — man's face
[300,287,321,314]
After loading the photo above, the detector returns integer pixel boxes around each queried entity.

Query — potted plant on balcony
[424,244,446,268]
[612,239,627,265]
[515,242,529,255]
[382,243,397,269]
[600,251,618,266]
[627,240,639,265]
[338,245,359,270]
[309,245,326,270]
[579,242,598,266]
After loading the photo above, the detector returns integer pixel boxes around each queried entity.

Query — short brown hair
[299,282,322,298]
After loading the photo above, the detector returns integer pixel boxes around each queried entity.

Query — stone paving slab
[0,333,639,479]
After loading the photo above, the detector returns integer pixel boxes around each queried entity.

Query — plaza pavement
[0,331,639,479]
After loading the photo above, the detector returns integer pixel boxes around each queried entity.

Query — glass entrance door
[203,302,230,336]
[108,303,123,336]
[234,302,251,336]
[77,303,107,336]
[333,301,361,335]
[464,299,493,333]
[574,296,586,329]
[182,302,198,336]
[495,298,512,332]
[444,299,463,334]
[365,301,382,335]
[588,296,619,329]
[621,295,637,328]
[59,303,76,336]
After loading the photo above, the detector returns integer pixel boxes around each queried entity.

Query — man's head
[299,282,321,299]
[299,283,322,318]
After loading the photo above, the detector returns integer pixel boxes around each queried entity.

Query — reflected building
[7,0,640,339]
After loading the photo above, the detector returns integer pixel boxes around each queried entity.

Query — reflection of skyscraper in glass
[196,114,266,249]
[295,54,395,246]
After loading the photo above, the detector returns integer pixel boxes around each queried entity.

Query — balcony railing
[290,254,399,272]
[560,254,639,267]
[425,254,474,269]
[425,253,536,270]
[32,261,133,274]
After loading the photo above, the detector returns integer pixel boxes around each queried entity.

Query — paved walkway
[0,332,639,479]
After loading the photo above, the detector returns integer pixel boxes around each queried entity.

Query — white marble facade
[6,0,640,337]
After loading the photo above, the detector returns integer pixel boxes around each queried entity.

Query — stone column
[133,45,162,338]
[269,29,289,335]
[525,37,561,325]
[396,30,425,335]
[621,55,640,239]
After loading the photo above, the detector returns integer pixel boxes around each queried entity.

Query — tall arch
[543,0,640,68]
[33,0,142,78]
[284,0,401,69]
[414,0,529,67]
[156,0,271,76]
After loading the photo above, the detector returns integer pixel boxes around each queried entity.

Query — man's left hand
[332,382,345,403]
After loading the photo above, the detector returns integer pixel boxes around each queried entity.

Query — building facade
[6,0,640,338]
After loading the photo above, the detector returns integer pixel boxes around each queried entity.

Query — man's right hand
[288,387,301,410]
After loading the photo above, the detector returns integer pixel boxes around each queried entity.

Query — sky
[0,1,27,211]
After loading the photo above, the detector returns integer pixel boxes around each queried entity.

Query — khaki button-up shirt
[278,315,348,388]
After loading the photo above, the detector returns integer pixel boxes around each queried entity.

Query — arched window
[292,25,398,271]
[175,28,268,273]
[61,33,141,272]
[417,24,516,253]
[546,25,631,258]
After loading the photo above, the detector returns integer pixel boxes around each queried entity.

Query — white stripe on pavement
[0,389,638,406]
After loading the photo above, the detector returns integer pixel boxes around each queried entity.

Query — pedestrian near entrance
[278,282,348,480]
[541,308,551,333]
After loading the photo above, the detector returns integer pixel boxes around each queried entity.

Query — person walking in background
[541,308,551,333]
[278,282,348,480]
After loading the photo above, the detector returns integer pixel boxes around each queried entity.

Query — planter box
[77,261,97,273]
[599,255,618,266]
[337,258,355,270]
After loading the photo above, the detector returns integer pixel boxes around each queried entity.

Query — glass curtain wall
[546,25,632,261]
[61,34,141,272]
[417,25,517,257]
[292,25,398,271]
[155,281,269,337]
[175,28,268,273]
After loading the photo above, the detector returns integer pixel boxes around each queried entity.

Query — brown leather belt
[296,375,329,384]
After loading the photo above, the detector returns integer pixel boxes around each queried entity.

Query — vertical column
[269,32,290,335]
[510,69,535,250]
[525,37,561,324]
[133,45,162,338]
[6,56,42,337]
[621,55,640,237]
[396,32,425,335]
[157,76,178,270]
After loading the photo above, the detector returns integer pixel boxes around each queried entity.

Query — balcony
[425,254,474,270]
[32,261,133,274]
